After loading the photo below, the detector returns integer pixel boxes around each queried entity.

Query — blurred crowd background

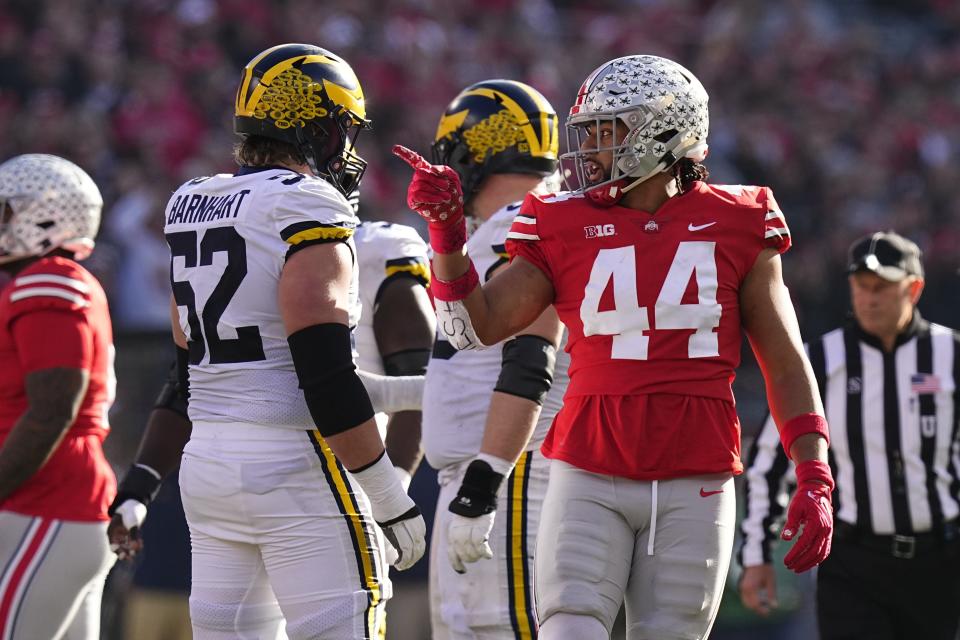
[2,0,959,638]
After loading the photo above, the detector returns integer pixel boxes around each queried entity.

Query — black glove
[108,464,162,516]
[449,459,504,518]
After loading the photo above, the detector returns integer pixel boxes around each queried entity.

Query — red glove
[392,145,466,254]
[782,460,834,573]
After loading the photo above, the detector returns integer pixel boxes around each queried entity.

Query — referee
[738,231,960,640]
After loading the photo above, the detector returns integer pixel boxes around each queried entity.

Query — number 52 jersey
[164,166,360,429]
[506,181,790,480]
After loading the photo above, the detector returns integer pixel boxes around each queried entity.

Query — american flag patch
[911,373,941,394]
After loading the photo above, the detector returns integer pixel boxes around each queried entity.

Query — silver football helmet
[562,55,709,198]
[0,154,103,264]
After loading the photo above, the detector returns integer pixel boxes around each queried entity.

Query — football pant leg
[625,473,735,640]
[534,460,633,633]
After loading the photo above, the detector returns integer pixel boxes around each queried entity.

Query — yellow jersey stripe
[507,451,536,639]
[308,431,382,638]
[384,263,430,284]
[287,226,354,245]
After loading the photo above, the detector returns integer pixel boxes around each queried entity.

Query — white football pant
[180,422,391,640]
[430,450,548,640]
[536,461,736,640]
[0,512,115,640]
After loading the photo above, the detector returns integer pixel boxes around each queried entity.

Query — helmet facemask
[306,108,369,198]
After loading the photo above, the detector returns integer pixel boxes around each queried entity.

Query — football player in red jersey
[0,154,117,640]
[396,55,835,640]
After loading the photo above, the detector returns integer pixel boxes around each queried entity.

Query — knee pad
[536,519,623,628]
[189,593,282,639]
[283,592,376,640]
[539,612,607,640]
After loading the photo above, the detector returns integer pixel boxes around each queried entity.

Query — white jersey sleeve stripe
[506,232,540,241]
[764,227,790,239]
[764,211,784,221]
[513,215,537,225]
[9,287,89,306]
[13,274,91,293]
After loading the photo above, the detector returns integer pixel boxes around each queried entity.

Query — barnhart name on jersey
[166,188,251,225]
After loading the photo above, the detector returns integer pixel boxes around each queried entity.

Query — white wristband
[395,467,413,493]
[356,369,425,414]
[350,451,414,523]
[476,452,515,477]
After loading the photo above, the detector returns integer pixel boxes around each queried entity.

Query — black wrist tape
[288,323,375,437]
[108,465,162,515]
[448,459,504,518]
[383,348,431,376]
[175,347,189,402]
[493,334,557,405]
[154,359,189,419]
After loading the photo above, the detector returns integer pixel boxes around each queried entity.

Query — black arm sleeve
[493,334,557,405]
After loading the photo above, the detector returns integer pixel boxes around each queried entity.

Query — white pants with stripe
[0,511,114,640]
[536,461,736,640]
[430,450,547,640]
[180,422,391,640]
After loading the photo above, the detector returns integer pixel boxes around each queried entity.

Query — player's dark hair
[672,158,708,194]
[233,135,307,168]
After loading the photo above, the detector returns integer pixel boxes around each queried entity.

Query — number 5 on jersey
[580,241,722,360]
[168,227,266,365]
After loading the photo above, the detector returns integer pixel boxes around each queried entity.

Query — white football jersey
[422,203,570,469]
[164,166,360,428]
[353,221,430,375]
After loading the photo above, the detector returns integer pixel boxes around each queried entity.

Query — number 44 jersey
[506,182,790,480]
[164,166,360,429]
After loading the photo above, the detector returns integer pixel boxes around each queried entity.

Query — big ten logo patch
[584,223,616,239]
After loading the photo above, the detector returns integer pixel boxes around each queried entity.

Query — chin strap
[584,169,670,208]
[585,180,628,207]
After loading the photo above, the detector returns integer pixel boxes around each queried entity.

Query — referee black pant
[817,532,960,640]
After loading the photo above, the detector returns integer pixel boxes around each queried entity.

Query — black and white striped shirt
[739,314,960,567]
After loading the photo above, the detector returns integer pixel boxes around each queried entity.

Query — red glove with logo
[393,144,466,254]
[781,460,835,573]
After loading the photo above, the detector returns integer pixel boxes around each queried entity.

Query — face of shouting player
[579,120,627,185]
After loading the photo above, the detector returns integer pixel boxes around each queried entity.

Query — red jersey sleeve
[13,310,93,372]
[759,187,791,254]
[505,191,553,281]
[6,271,95,372]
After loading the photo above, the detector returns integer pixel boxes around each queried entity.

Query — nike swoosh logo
[700,488,723,497]
[688,222,717,231]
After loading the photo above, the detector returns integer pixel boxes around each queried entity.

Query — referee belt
[834,520,959,559]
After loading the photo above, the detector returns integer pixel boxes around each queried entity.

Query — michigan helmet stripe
[435,109,470,143]
[514,82,559,158]
[235,44,284,114]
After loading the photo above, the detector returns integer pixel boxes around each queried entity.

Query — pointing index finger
[392,144,434,173]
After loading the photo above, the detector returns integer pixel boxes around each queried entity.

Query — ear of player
[781,460,835,573]
[393,144,467,254]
